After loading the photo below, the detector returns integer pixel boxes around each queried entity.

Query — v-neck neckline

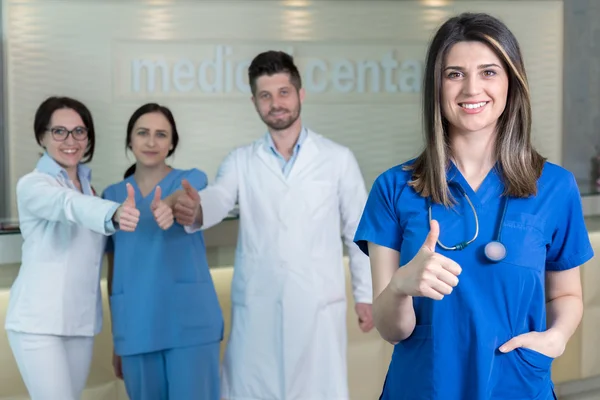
[446,161,503,207]
[127,169,176,202]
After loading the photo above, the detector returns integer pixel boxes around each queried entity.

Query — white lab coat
[5,165,120,337]
[188,129,372,400]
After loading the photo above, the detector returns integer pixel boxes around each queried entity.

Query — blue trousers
[121,341,220,400]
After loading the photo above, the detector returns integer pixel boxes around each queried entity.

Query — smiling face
[441,41,509,137]
[129,111,174,168]
[41,108,89,170]
[252,72,304,131]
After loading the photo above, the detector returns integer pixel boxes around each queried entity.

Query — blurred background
[0,0,599,399]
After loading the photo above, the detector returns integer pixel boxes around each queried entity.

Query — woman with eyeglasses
[4,96,140,400]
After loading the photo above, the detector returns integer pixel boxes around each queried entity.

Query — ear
[299,87,306,103]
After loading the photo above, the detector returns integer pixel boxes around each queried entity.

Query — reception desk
[0,219,599,399]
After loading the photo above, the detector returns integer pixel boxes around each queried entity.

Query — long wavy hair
[407,12,545,206]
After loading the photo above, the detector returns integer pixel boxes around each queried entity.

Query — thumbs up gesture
[113,183,140,232]
[173,179,201,226]
[393,220,462,300]
[150,186,174,230]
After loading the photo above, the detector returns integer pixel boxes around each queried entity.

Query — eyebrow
[444,63,502,71]
[260,86,291,94]
[136,127,168,133]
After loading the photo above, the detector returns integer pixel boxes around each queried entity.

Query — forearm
[546,294,583,344]
[373,285,416,343]
[20,179,120,234]
[189,187,232,231]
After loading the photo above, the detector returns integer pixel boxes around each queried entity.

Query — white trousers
[7,330,94,400]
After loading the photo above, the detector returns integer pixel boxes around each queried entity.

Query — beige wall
[3,0,563,221]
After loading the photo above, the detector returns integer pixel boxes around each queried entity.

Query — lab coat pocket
[392,325,435,396]
[109,294,127,341]
[304,181,335,220]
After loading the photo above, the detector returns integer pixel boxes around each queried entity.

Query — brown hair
[407,12,545,206]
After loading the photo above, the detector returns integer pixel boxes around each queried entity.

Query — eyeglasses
[47,126,89,142]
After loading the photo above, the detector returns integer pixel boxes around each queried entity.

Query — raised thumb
[125,183,136,207]
[181,179,198,200]
[151,186,162,209]
[423,219,440,252]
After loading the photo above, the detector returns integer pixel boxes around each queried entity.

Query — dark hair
[34,96,96,163]
[407,12,545,206]
[248,51,302,95]
[124,103,179,178]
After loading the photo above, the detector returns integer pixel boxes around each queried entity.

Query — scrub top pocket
[387,325,435,399]
[491,347,553,399]
[109,293,127,341]
[175,282,215,328]
[498,213,547,270]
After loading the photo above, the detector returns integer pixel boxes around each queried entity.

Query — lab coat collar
[36,152,92,182]
[264,126,308,154]
[256,127,319,184]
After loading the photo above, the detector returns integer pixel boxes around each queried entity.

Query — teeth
[461,102,487,109]
[62,149,77,154]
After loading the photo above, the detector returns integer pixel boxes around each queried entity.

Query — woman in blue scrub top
[354,13,594,400]
[102,103,224,400]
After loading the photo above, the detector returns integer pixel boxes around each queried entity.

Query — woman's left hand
[151,186,174,230]
[499,328,567,359]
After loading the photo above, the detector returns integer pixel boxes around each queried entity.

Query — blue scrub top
[102,168,224,357]
[354,160,594,400]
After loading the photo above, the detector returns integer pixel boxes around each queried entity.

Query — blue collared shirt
[266,127,307,177]
[37,152,94,195]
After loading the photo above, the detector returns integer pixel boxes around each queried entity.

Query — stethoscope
[428,183,509,263]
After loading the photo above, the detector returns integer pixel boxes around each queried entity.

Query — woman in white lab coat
[4,96,140,400]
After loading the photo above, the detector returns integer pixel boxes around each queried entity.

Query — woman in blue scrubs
[102,103,224,400]
[354,13,594,400]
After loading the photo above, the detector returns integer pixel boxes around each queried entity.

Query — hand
[112,351,123,380]
[392,220,462,300]
[355,303,374,333]
[499,329,567,359]
[173,179,201,226]
[150,186,174,230]
[113,183,140,232]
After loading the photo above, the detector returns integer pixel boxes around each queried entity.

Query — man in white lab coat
[174,50,373,400]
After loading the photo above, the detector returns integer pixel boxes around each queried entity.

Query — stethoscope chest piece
[484,240,507,263]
